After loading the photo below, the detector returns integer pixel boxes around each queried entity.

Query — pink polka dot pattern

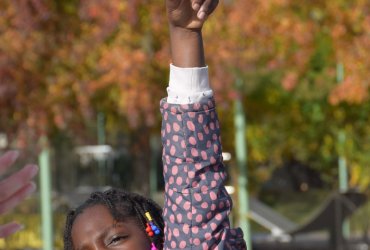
[160,98,247,249]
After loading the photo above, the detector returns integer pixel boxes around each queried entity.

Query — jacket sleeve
[160,97,247,250]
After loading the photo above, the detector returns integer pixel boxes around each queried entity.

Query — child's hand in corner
[0,151,38,238]
[166,0,219,30]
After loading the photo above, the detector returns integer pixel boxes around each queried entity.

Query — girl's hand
[0,151,38,238]
[166,0,219,30]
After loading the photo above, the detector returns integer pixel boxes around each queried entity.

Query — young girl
[64,0,247,249]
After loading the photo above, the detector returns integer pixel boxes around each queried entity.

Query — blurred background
[0,0,369,249]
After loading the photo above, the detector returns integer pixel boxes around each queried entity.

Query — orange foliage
[0,0,369,147]
[204,0,369,104]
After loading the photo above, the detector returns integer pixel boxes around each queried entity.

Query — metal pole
[338,131,348,192]
[150,135,160,199]
[336,62,350,239]
[97,112,106,145]
[39,137,53,250]
[97,112,106,184]
[234,79,252,250]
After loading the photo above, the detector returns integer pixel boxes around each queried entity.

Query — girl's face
[71,204,151,250]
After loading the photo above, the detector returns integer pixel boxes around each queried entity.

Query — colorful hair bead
[145,212,152,221]
[151,243,158,250]
[144,211,161,250]
[146,223,154,237]
[145,212,161,235]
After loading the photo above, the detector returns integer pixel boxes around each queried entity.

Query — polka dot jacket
[160,97,247,249]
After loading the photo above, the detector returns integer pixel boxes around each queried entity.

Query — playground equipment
[250,191,368,250]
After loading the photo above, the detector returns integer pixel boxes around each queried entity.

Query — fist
[166,0,219,30]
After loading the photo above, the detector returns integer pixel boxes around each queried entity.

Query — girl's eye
[108,235,128,246]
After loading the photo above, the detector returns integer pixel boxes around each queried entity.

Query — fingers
[193,0,219,20]
[191,0,203,11]
[197,0,211,19]
[0,151,19,175]
[0,164,38,203]
[0,182,36,215]
[0,222,24,238]
[206,0,219,16]
[0,151,37,238]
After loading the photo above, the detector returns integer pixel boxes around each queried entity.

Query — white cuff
[167,64,213,104]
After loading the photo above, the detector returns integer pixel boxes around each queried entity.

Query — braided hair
[63,188,164,250]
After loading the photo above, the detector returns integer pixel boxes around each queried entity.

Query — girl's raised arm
[161,1,247,249]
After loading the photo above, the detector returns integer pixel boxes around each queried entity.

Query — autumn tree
[1,0,369,192]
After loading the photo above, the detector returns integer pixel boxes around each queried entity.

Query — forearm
[168,25,211,104]
[169,26,205,68]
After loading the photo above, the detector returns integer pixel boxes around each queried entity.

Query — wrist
[169,25,205,67]
[169,24,202,36]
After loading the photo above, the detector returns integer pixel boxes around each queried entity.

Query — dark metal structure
[250,191,368,250]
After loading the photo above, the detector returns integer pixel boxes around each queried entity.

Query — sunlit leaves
[0,0,369,190]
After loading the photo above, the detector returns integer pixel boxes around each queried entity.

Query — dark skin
[71,205,150,250]
[167,0,218,67]
[70,0,218,249]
